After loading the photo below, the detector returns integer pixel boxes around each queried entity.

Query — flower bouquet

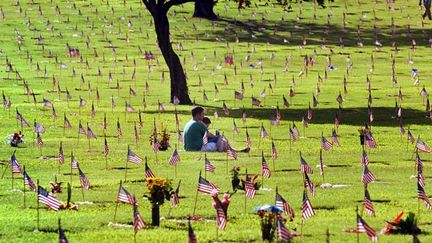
[144,178,173,226]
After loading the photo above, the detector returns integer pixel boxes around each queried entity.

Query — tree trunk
[153,9,192,105]
[193,0,218,20]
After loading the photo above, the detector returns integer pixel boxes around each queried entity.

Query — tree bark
[193,0,218,20]
[148,2,192,105]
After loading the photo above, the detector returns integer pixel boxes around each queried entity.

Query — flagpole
[192,171,201,216]
[113,180,121,222]
[23,166,26,208]
[356,206,359,243]
[244,168,248,214]
[320,149,324,184]
[11,161,14,190]
[70,152,73,185]
[204,153,207,179]
[81,182,85,201]
[36,179,40,231]
[174,144,178,178]
[125,146,129,182]
[226,152,229,175]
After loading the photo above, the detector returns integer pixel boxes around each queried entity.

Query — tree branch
[164,0,195,11]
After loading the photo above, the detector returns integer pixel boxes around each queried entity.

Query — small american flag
[90,103,96,117]
[188,221,197,243]
[104,137,109,157]
[79,97,86,107]
[51,106,58,120]
[252,97,261,107]
[304,173,315,197]
[292,123,300,137]
[173,96,180,105]
[242,109,247,124]
[408,130,415,144]
[134,125,139,144]
[158,101,165,113]
[234,91,243,100]
[213,196,227,230]
[111,96,116,109]
[275,192,295,219]
[78,122,86,135]
[118,186,135,204]
[22,169,36,191]
[283,95,289,108]
[58,143,64,164]
[205,157,216,173]
[169,149,180,165]
[357,214,378,242]
[271,141,278,160]
[38,186,62,211]
[36,132,43,147]
[365,132,377,148]
[145,161,156,178]
[227,145,238,160]
[245,129,251,147]
[129,87,137,96]
[417,182,432,210]
[87,126,96,139]
[126,102,135,112]
[302,116,308,128]
[300,155,313,174]
[335,113,340,128]
[245,176,256,199]
[312,95,319,107]
[171,181,181,207]
[222,101,229,115]
[289,127,297,142]
[78,167,90,190]
[128,148,142,164]
[233,120,239,135]
[420,86,428,97]
[43,98,53,107]
[361,150,369,166]
[152,138,160,153]
[117,120,122,138]
[202,131,208,145]
[416,138,431,153]
[336,93,343,104]
[364,188,375,217]
[261,154,271,178]
[58,220,68,243]
[277,219,293,242]
[197,175,219,195]
[302,191,315,220]
[399,124,405,135]
[307,105,313,120]
[34,121,46,133]
[16,110,29,126]
[321,135,332,151]
[133,201,146,233]
[71,153,79,169]
[64,115,72,128]
[361,165,376,184]
[260,124,268,138]
[331,129,339,146]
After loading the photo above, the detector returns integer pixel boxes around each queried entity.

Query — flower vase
[151,204,160,226]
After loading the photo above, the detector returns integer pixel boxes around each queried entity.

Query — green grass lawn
[0,0,432,242]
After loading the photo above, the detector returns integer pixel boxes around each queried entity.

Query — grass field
[1,0,432,242]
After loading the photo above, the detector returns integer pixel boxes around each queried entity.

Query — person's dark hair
[202,117,211,125]
[192,106,204,117]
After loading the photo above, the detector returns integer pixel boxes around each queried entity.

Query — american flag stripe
[304,173,316,197]
[171,182,180,207]
[245,180,255,199]
[169,149,180,165]
[197,176,219,194]
[38,186,62,211]
[128,149,142,164]
[357,214,378,242]
[361,150,369,166]
[361,166,376,184]
[261,156,271,178]
[79,168,90,190]
[275,192,295,219]
[300,156,313,174]
[205,158,216,173]
[133,203,146,233]
[118,187,135,204]
[145,163,156,178]
[418,182,432,210]
[277,219,292,242]
[364,189,375,216]
[321,136,332,150]
[271,141,278,160]
[23,170,36,191]
[213,197,227,230]
[302,191,315,220]
[416,138,431,153]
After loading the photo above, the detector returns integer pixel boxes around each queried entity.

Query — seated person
[201,117,220,152]
[183,107,208,151]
